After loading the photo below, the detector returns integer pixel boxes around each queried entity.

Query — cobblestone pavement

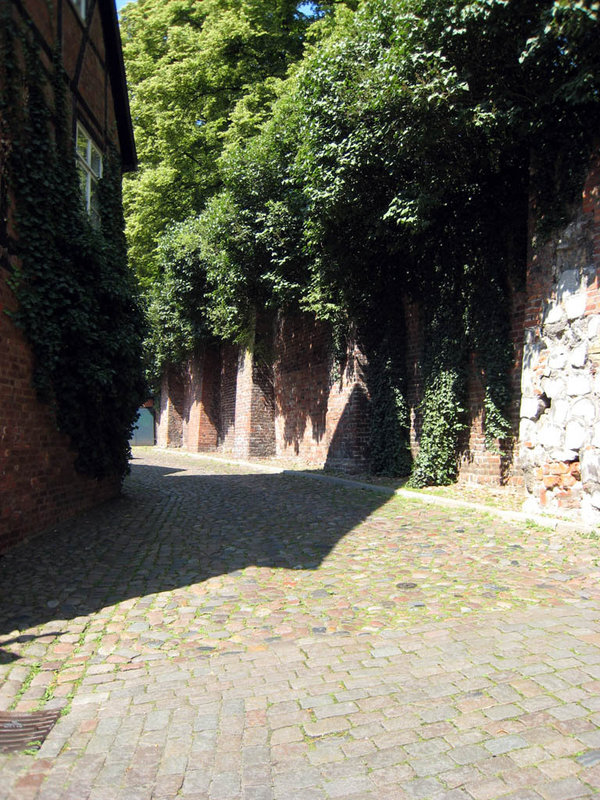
[2,448,600,800]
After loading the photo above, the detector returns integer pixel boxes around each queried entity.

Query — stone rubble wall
[519,158,600,523]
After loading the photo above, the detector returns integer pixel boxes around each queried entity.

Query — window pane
[73,0,86,20]
[90,147,102,178]
[76,128,88,161]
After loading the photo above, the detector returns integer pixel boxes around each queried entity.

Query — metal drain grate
[0,710,61,753]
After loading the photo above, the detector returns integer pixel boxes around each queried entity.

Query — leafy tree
[288,0,599,480]
[145,217,210,387]
[120,0,313,286]
[128,0,600,482]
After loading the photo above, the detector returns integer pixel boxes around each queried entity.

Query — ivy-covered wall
[154,154,600,525]
[0,0,144,550]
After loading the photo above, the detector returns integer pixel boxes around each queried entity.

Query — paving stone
[2,449,600,800]
[576,749,600,768]
[323,775,373,797]
[484,703,524,721]
[209,771,240,799]
[411,754,455,777]
[313,702,358,720]
[273,766,321,792]
[403,777,445,798]
[449,745,489,765]
[538,777,592,800]
[242,787,274,800]
[484,734,528,755]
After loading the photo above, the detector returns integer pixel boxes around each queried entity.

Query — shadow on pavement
[0,459,390,641]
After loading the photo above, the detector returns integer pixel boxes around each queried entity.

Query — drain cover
[0,710,61,753]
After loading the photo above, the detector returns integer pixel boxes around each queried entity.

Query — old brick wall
[518,157,600,522]
[456,357,505,486]
[0,0,132,552]
[272,315,330,464]
[405,299,423,464]
[404,295,526,487]
[155,313,370,472]
[272,314,369,471]
[153,161,599,522]
[0,267,119,553]
[196,347,220,451]
[155,373,170,448]
[250,315,276,458]
[218,344,240,454]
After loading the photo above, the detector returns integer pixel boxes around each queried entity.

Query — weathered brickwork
[405,298,424,461]
[155,161,600,521]
[519,157,600,522]
[272,314,331,463]
[456,281,529,487]
[219,344,240,453]
[404,296,526,488]
[0,268,119,553]
[276,315,369,470]
[155,314,370,471]
[0,0,135,552]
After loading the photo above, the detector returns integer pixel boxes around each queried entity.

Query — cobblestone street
[2,448,600,799]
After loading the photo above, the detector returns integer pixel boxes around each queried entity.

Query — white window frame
[76,123,103,226]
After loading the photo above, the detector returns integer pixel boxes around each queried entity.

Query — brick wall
[404,296,525,487]
[273,314,330,464]
[250,315,276,458]
[405,298,424,461]
[0,267,119,554]
[155,313,370,472]
[0,0,132,552]
[153,161,599,521]
[197,347,220,451]
[273,314,369,470]
[219,345,240,453]
[456,356,505,486]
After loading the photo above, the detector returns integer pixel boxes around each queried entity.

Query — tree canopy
[120,0,316,285]
[122,0,600,481]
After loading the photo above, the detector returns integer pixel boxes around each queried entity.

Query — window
[76,124,102,226]
[71,0,87,21]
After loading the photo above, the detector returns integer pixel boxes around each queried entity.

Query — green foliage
[366,345,412,477]
[145,217,209,387]
[289,0,598,482]
[1,22,145,479]
[120,0,312,286]
[126,0,600,484]
[409,294,468,487]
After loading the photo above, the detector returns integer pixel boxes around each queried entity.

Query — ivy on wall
[118,0,599,484]
[0,13,145,479]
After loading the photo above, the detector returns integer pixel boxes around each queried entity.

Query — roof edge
[98,0,137,172]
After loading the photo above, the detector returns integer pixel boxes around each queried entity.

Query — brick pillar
[233,346,254,459]
[230,314,276,459]
[196,346,220,451]
[156,367,184,448]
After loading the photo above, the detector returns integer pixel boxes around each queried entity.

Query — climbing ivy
[120,0,600,485]
[408,283,468,487]
[366,343,412,478]
[1,16,145,479]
